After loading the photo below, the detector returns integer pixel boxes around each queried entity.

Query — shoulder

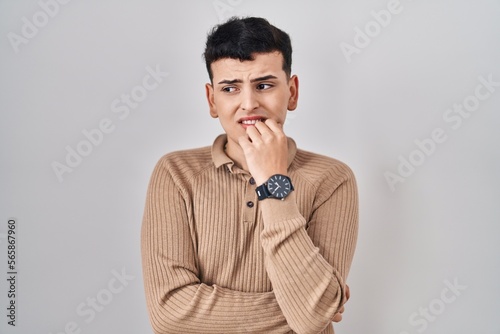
[153,145,213,181]
[291,148,356,188]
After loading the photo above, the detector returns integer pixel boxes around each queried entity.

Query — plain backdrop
[1,1,499,333]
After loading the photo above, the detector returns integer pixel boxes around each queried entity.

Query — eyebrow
[217,75,278,85]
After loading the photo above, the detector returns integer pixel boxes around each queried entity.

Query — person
[141,16,359,334]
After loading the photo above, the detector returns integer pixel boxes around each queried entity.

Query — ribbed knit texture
[141,135,358,334]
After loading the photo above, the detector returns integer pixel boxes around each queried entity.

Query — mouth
[238,116,267,126]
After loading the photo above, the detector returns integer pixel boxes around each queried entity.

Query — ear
[287,75,299,111]
[205,83,218,118]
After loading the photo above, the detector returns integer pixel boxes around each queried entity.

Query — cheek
[214,96,237,115]
[267,93,289,115]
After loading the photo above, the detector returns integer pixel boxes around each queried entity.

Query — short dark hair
[203,17,292,82]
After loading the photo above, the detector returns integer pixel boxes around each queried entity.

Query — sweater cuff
[259,191,304,226]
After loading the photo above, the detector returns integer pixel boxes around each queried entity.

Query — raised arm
[260,164,358,334]
[239,119,359,334]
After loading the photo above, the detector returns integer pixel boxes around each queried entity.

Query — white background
[1,0,499,333]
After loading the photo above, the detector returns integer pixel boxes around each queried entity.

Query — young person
[141,17,358,334]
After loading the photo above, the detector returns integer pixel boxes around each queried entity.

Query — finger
[253,120,274,137]
[332,313,343,323]
[244,125,263,144]
[251,120,286,148]
[346,285,350,301]
[238,135,252,150]
[332,304,345,323]
[264,118,284,133]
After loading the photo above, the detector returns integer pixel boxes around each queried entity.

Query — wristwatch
[255,174,294,200]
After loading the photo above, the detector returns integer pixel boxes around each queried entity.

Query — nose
[240,88,259,111]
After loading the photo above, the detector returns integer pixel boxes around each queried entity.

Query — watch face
[267,175,292,199]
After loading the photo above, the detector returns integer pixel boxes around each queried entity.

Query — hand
[238,119,288,185]
[332,285,350,323]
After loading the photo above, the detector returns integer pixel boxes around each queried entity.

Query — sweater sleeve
[141,158,292,334]
[259,163,359,334]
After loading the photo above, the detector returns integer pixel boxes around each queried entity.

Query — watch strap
[256,183,271,200]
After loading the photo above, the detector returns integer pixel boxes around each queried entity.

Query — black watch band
[255,174,294,201]
[256,183,272,200]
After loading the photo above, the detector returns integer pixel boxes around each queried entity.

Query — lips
[238,116,267,126]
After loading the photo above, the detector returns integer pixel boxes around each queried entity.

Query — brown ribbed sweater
[141,134,358,334]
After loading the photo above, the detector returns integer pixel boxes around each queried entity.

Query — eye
[257,83,273,90]
[222,86,238,93]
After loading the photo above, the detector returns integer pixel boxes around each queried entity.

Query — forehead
[211,52,286,81]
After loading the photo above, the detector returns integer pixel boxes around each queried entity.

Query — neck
[225,139,249,172]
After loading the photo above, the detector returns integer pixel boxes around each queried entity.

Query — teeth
[241,119,263,125]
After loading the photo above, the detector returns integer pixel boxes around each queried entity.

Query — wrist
[254,171,288,186]
[255,174,294,201]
